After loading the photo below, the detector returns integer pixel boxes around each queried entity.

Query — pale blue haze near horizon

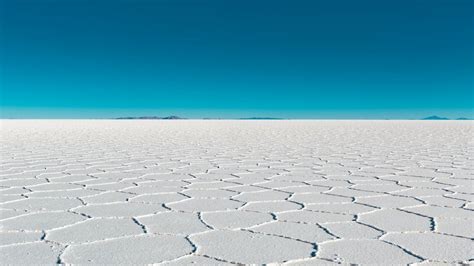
[1,0,473,119]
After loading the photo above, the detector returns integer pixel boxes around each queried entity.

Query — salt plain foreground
[0,120,473,265]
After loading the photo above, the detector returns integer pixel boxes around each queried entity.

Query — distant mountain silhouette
[239,117,283,120]
[422,115,449,120]
[115,116,185,120]
[456,117,471,120]
[161,116,184,120]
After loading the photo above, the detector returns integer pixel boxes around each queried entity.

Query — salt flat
[1,120,472,265]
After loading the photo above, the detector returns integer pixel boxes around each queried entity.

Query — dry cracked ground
[0,120,473,265]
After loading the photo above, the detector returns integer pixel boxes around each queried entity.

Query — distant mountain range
[239,117,283,120]
[422,115,449,120]
[114,116,283,120]
[115,116,184,120]
[113,115,471,120]
[422,116,471,120]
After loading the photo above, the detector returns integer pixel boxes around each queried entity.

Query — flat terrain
[1,120,473,265]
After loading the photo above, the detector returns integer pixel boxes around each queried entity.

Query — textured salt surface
[0,120,472,264]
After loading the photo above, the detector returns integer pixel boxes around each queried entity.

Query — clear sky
[1,0,473,119]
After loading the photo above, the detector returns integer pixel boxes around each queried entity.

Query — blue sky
[1,0,473,119]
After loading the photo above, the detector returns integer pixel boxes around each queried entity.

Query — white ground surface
[0,120,473,265]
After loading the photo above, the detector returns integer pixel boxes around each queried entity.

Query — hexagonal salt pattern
[1,120,472,264]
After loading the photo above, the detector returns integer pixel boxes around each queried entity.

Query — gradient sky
[1,0,473,118]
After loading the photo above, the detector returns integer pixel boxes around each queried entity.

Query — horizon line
[1,118,472,121]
